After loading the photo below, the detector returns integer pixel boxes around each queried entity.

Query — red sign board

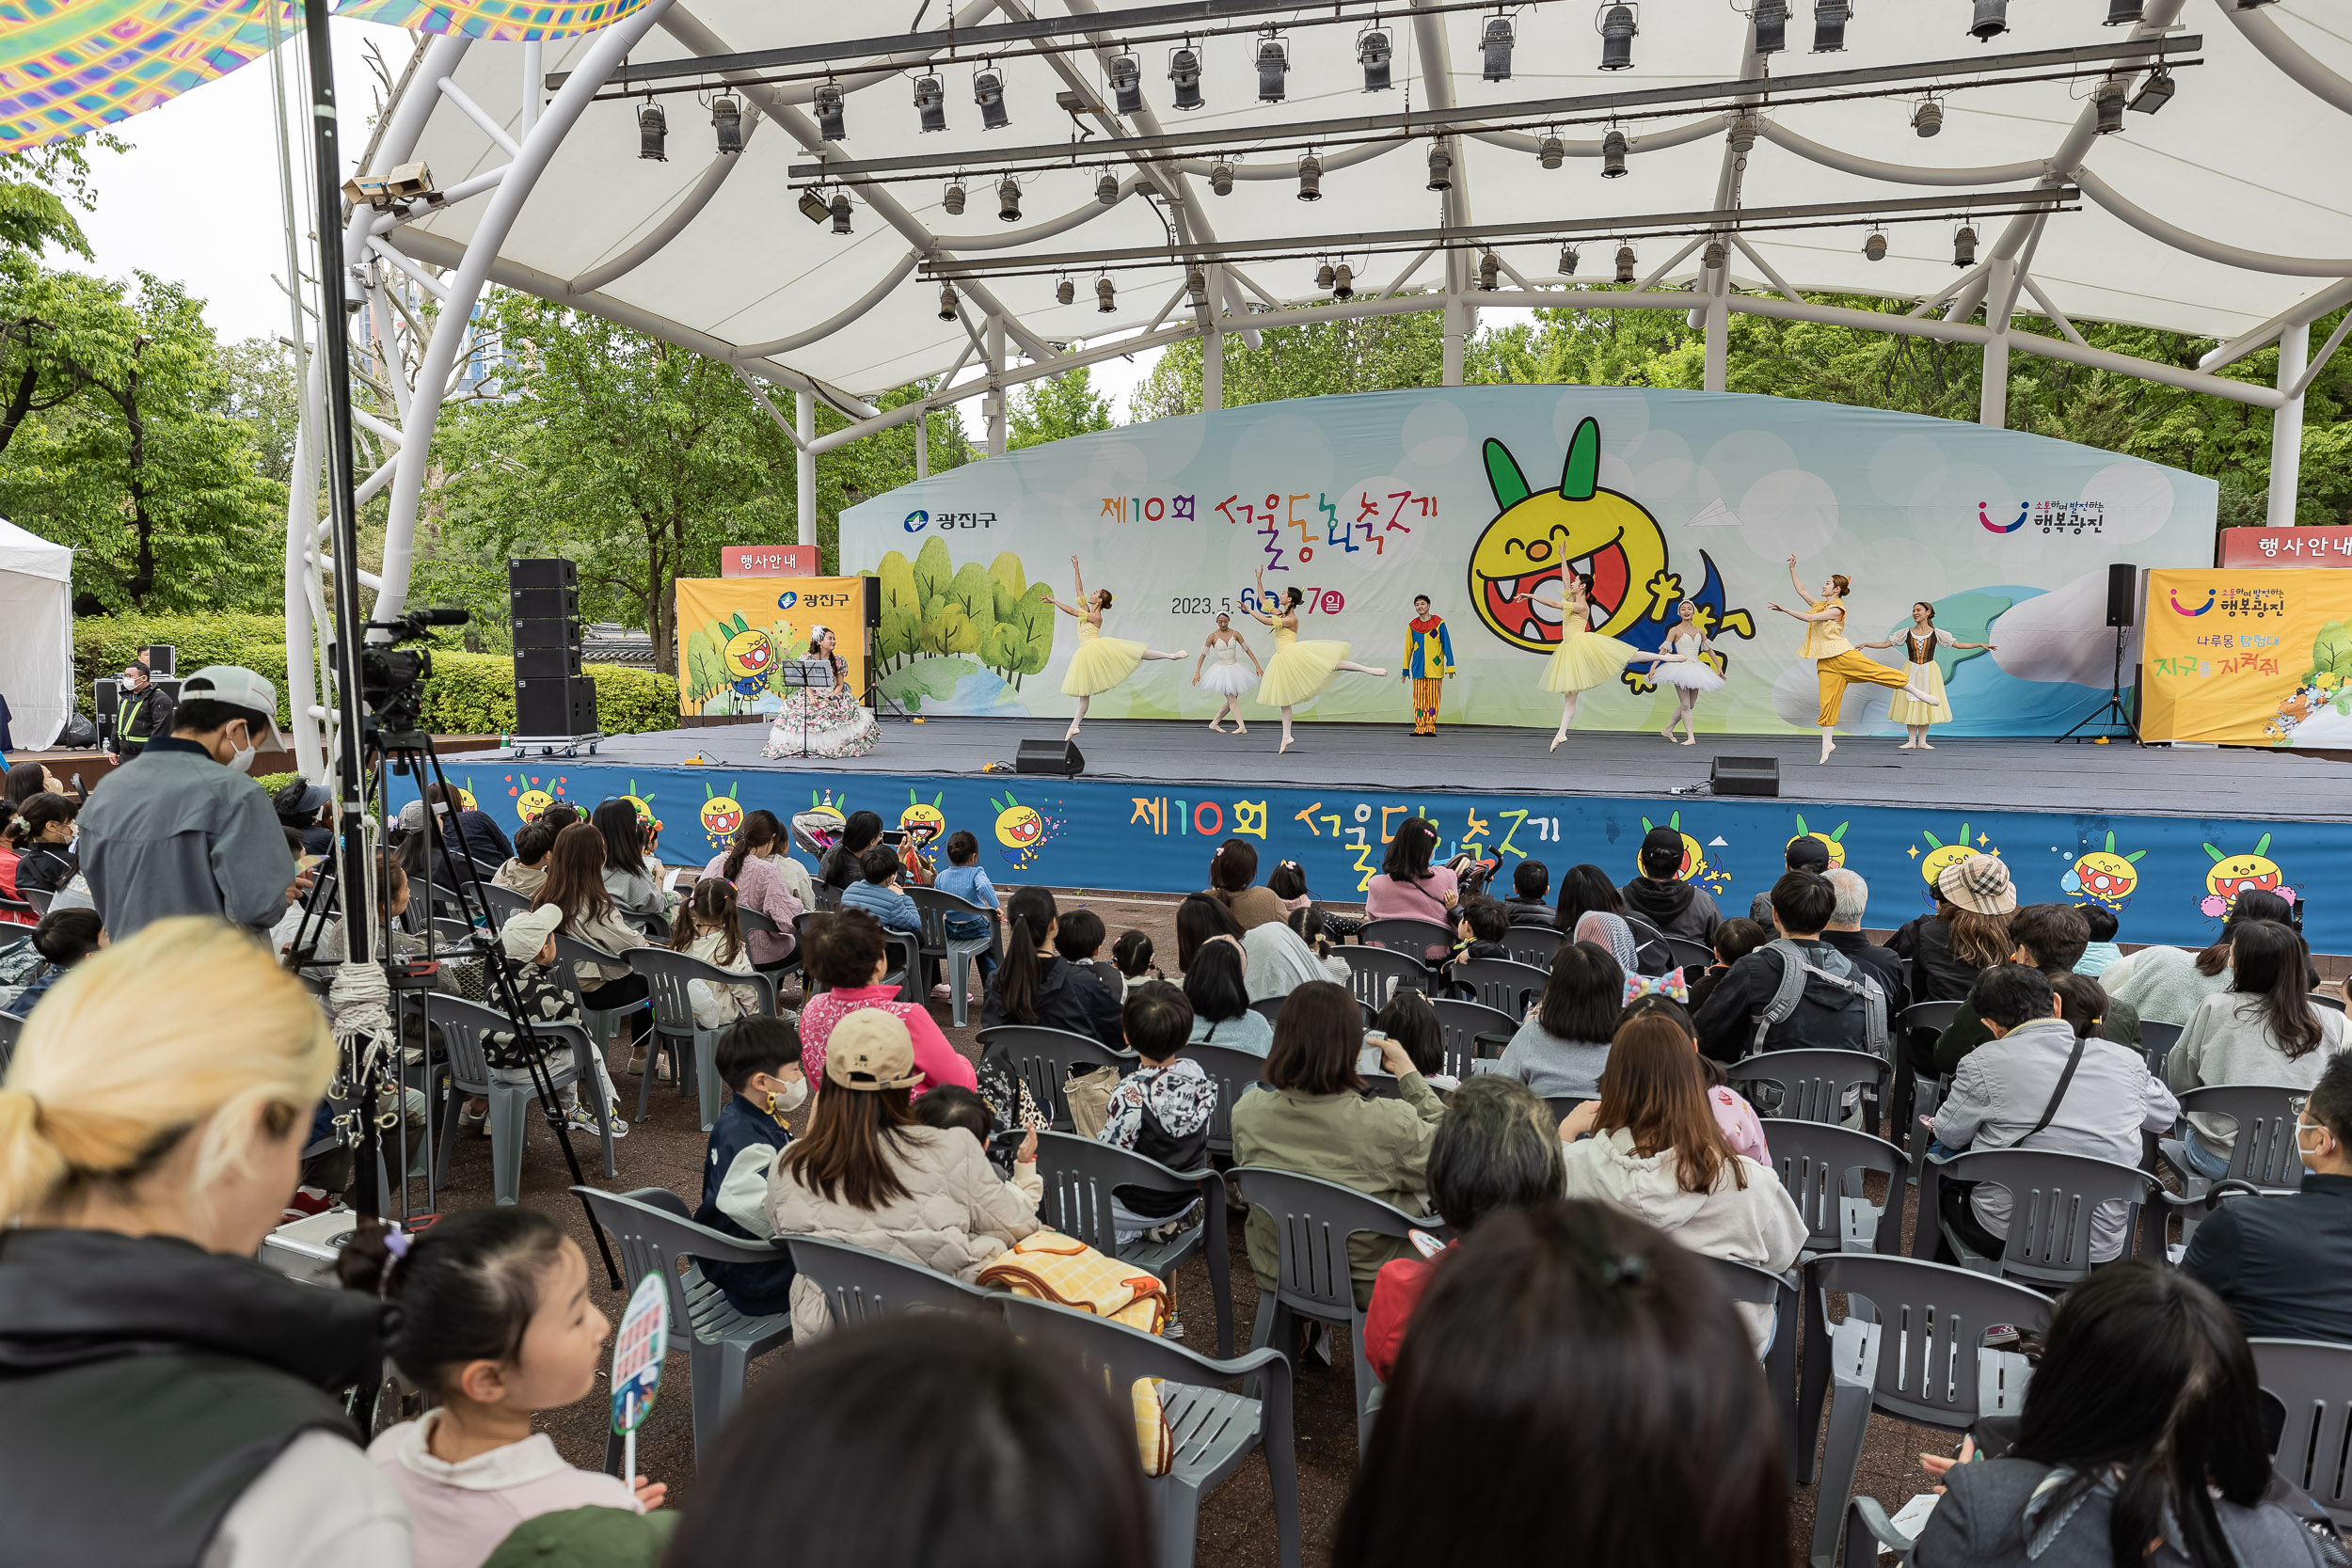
[722,545,819,578]
[2219,526,2352,568]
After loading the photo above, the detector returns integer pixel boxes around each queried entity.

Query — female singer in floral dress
[760,626,880,759]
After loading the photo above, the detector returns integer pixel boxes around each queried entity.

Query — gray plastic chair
[1843,1499,1915,1565]
[2162,1084,2309,1243]
[2314,991,2347,1014]
[1762,1118,1905,1259]
[421,993,613,1205]
[624,947,776,1131]
[1336,944,1430,1012]
[1447,956,1549,1017]
[907,886,1002,1027]
[22,888,53,917]
[574,1186,792,1471]
[0,1007,21,1069]
[1186,1041,1265,1158]
[1804,1254,2053,1568]
[1001,1292,1300,1568]
[1916,1147,2164,1287]
[1541,1095,1586,1129]
[1034,1130,1232,1357]
[2138,1017,2185,1077]
[1502,923,1564,969]
[977,1023,1136,1132]
[1356,916,1454,964]
[782,1232,1002,1327]
[1706,1257,1802,1492]
[2250,1337,2352,1528]
[549,929,653,1052]
[1729,1048,1889,1130]
[1247,996,1286,1030]
[1231,1164,1440,1452]
[1428,997,1517,1079]
[480,882,531,927]
[1899,1000,1963,1037]
[0,895,35,923]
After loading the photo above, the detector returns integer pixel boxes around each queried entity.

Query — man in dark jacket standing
[1622,825,1722,945]
[109,657,176,762]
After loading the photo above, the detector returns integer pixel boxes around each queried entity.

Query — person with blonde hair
[0,917,409,1565]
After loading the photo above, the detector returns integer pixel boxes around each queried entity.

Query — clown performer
[1399,594,1456,737]
[1768,556,1939,764]
[1054,556,1186,742]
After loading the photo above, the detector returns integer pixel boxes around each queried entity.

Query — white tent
[0,518,73,753]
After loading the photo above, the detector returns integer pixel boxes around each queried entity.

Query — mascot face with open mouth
[1470,417,1666,653]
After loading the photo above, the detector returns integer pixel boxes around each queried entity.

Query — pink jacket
[799,984,977,1098]
[369,1413,637,1568]
[1363,869,1457,927]
[702,849,803,967]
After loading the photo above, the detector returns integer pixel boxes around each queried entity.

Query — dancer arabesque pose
[1247,569,1387,753]
[1531,572,1666,753]
[1053,556,1185,741]
[1856,600,1995,751]
[1769,556,1939,764]
[1192,611,1263,734]
[1648,597,1726,745]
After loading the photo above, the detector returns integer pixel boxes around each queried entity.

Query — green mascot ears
[1483,438,1531,511]
[1560,417,1601,501]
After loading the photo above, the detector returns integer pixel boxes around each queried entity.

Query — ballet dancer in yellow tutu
[1053,555,1186,741]
[1531,571,1669,752]
[1768,556,1941,764]
[1855,600,1996,751]
[1247,568,1388,753]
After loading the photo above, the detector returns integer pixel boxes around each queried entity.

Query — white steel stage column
[796,388,817,549]
[2271,321,2310,527]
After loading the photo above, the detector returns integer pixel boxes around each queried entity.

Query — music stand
[773,657,840,757]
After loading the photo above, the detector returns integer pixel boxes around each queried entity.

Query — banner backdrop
[840,388,2217,736]
[674,576,867,717]
[2140,567,2352,747]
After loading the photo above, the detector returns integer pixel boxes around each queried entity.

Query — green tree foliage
[1009,364,1114,449]
[221,336,302,486]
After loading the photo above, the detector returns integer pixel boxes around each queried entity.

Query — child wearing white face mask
[698,1015,810,1317]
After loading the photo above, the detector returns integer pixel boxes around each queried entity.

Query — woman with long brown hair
[701,808,807,971]
[766,1009,1038,1340]
[534,820,651,1066]
[1558,1012,1804,1348]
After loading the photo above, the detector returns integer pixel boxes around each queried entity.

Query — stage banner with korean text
[2140,568,2352,747]
[839,388,2217,736]
[674,576,866,717]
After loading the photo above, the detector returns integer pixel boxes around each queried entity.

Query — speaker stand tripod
[2058,624,2141,745]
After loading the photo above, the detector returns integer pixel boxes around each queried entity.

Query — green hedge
[73,616,681,739]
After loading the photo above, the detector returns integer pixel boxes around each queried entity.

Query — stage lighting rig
[1914,99,1944,135]
[914,74,948,132]
[1478,249,1501,290]
[1539,134,1564,167]
[797,185,832,224]
[1359,27,1393,90]
[1097,169,1120,205]
[1297,153,1322,200]
[1210,159,1234,195]
[2128,66,2174,112]
[1108,53,1144,115]
[2093,79,2126,133]
[1558,245,1580,276]
[943,179,965,214]
[1812,0,1848,53]
[1602,126,1628,177]
[2106,0,2143,22]
[938,283,961,320]
[1953,223,1978,266]
[1863,228,1886,260]
[1753,0,1788,54]
[1427,143,1454,191]
[1256,34,1289,103]
[1614,243,1636,284]
[711,93,743,153]
[815,80,847,140]
[1057,277,1075,304]
[831,193,853,233]
[997,175,1022,221]
[1096,275,1117,312]
[1331,263,1355,300]
[1598,3,1637,71]
[1169,45,1205,110]
[637,102,667,160]
[976,66,1010,130]
[1971,0,2008,40]
[1482,14,1516,81]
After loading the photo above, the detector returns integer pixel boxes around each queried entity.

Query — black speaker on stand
[2061,562,2141,745]
[509,559,597,738]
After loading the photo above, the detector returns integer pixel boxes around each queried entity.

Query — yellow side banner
[2140,568,2352,747]
[675,576,867,717]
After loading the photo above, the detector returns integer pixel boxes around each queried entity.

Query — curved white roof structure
[278,0,2352,773]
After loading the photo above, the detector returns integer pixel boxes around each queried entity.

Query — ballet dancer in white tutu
[1647,599,1727,745]
[1192,612,1263,734]
[1053,556,1185,741]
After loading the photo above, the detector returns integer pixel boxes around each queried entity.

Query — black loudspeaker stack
[2105,562,2138,629]
[509,558,596,735]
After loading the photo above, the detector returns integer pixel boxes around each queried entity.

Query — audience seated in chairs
[1496,939,1622,1101]
[1908,1262,2333,1568]
[2101,888,2302,1028]
[1557,1014,1804,1350]
[1184,935,1272,1057]
[1176,888,1330,1006]
[534,822,652,1071]
[766,1010,1040,1342]
[1693,869,1888,1065]
[1362,817,1459,939]
[1373,989,1450,1088]
[1051,907,1124,998]
[669,878,765,1030]
[914,1085,1041,1207]
[477,903,626,1140]
[1205,837,1291,931]
[840,845,923,938]
[702,809,807,973]
[2075,901,2123,978]
[1,906,103,1021]
[7,792,79,899]
[695,1015,809,1318]
[591,799,669,934]
[981,887,1124,1051]
[2182,1052,2352,1343]
[1096,981,1217,1253]
[1557,863,1671,975]
[1362,1074,1562,1382]
[1503,857,1553,927]
[1334,1199,1788,1568]
[1820,867,1907,1019]
[1684,915,1767,1018]
[1930,963,2178,1265]
[796,909,975,1099]
[492,818,558,899]
[1888,853,2016,1006]
[818,810,883,892]
[1622,826,1723,945]
[2166,918,2347,1180]
[1935,902,2143,1074]
[1747,832,1833,923]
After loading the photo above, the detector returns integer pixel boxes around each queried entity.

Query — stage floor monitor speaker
[1712,755,1779,798]
[1016,738,1083,777]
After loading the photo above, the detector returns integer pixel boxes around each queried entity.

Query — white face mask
[225,722,258,774]
[2296,1117,2333,1176]
[770,1076,809,1117]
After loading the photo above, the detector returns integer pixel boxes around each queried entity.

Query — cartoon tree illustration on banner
[874,549,923,671]
[914,536,956,654]
[939,561,997,657]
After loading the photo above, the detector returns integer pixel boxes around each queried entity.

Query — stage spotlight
[1914,100,1943,136]
[2129,66,2175,112]
[1096,169,1120,206]
[1316,260,1336,292]
[1539,135,1564,168]
[637,101,667,161]
[797,186,831,225]
[831,194,852,234]
[976,68,1009,130]
[1297,153,1322,200]
[1359,28,1393,90]
[943,180,965,215]
[1702,238,1725,270]
[1479,250,1501,292]
[1601,127,1628,177]
[1614,243,1636,285]
[1108,53,1143,116]
[997,176,1022,221]
[914,75,947,133]
[2094,80,2126,134]
[938,283,961,321]
[1811,0,1848,53]
[1209,160,1234,195]
[2106,0,2143,20]
[1057,277,1075,306]
[1863,230,1886,261]
[1753,0,1788,54]
[1953,224,1978,267]
[711,94,743,154]
[1256,36,1289,103]
[1186,266,1207,306]
[1096,276,1117,313]
[1427,143,1454,192]
[1332,263,1355,301]
[1969,0,2007,40]
[1598,4,1638,71]
[1558,245,1580,276]
[2234,0,2279,8]
[815,81,847,141]
[1169,46,1204,110]
[1482,14,1516,81]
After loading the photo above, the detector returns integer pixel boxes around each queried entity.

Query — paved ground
[410,889,1962,1567]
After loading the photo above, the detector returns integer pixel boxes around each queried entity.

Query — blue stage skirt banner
[409,761,2345,956]
[837,388,2217,737]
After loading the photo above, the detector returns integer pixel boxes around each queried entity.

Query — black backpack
[1748,938,1888,1057]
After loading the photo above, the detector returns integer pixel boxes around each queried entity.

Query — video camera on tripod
[329,606,469,746]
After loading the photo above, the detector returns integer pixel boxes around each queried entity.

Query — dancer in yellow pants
[1768,555,1939,765]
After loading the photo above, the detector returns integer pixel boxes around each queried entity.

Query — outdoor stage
[443,719,2352,955]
